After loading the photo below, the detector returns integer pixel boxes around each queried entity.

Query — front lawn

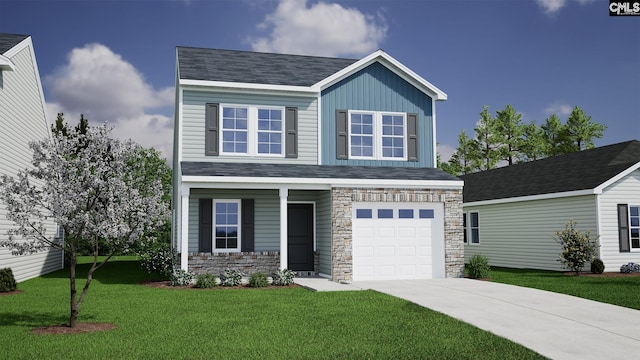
[0,257,543,359]
[489,267,640,310]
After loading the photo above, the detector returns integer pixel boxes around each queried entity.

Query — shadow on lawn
[0,311,91,328]
[40,260,156,285]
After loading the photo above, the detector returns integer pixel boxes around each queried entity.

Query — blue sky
[1,0,638,162]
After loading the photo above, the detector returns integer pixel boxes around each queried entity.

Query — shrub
[220,269,244,287]
[0,268,17,292]
[590,259,605,274]
[248,272,269,288]
[620,262,640,274]
[467,254,490,279]
[194,273,217,288]
[272,268,297,286]
[137,240,175,279]
[555,220,599,276]
[169,269,195,286]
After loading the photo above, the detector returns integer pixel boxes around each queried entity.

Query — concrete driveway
[352,279,640,360]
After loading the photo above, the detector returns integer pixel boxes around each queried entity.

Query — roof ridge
[176,46,358,61]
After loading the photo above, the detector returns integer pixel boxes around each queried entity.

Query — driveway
[352,279,640,360]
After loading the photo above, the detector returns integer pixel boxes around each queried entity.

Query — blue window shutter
[241,199,255,252]
[618,204,630,252]
[205,103,219,156]
[285,107,298,158]
[199,199,213,253]
[336,110,348,159]
[407,113,418,162]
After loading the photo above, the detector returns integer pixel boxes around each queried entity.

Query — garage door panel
[353,203,443,281]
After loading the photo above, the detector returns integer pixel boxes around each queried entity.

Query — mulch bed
[563,271,640,277]
[140,280,299,290]
[0,290,23,297]
[31,323,117,335]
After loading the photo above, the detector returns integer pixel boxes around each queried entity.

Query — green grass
[489,267,640,310]
[0,257,544,359]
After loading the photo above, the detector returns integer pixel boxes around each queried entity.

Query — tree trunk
[69,246,78,328]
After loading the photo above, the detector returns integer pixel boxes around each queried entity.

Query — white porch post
[180,188,190,271]
[279,187,288,270]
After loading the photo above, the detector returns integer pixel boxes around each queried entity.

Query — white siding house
[461,141,640,272]
[0,33,63,282]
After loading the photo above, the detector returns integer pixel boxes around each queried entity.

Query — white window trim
[347,110,408,161]
[466,211,480,245]
[219,104,285,157]
[212,199,241,253]
[629,205,640,251]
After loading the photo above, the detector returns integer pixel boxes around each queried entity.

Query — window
[399,209,414,219]
[378,209,393,219]
[220,105,284,156]
[419,209,434,219]
[631,206,639,249]
[467,212,479,244]
[214,200,240,251]
[348,111,406,160]
[356,209,372,219]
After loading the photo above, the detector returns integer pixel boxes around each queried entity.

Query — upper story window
[348,111,407,161]
[220,105,284,157]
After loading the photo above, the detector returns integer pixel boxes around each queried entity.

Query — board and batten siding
[321,62,434,168]
[181,90,318,164]
[598,169,640,270]
[0,42,63,282]
[464,195,598,271]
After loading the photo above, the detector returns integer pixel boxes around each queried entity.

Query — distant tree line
[439,105,606,176]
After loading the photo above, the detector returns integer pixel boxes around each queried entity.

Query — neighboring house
[461,140,640,272]
[173,47,464,282]
[0,33,63,282]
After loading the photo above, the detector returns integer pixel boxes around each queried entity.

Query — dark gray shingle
[182,162,460,182]
[177,47,357,86]
[0,33,29,54]
[460,140,640,203]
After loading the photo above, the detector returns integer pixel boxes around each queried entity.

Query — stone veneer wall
[188,251,280,275]
[331,187,464,282]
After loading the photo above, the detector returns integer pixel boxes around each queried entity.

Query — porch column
[279,187,288,269]
[180,189,190,271]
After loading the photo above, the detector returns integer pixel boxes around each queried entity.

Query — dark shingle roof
[177,47,358,86]
[0,33,29,54]
[182,162,460,182]
[460,140,640,203]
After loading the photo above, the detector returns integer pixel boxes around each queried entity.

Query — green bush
[468,254,490,279]
[0,268,17,292]
[220,269,244,287]
[248,272,269,288]
[555,220,599,275]
[194,273,217,288]
[169,269,195,286]
[590,259,605,274]
[272,268,297,286]
[137,240,175,279]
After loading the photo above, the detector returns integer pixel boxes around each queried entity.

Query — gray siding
[598,169,640,270]
[181,90,318,164]
[464,195,598,271]
[0,42,63,282]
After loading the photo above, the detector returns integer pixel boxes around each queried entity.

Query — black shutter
[241,199,255,252]
[618,204,630,252]
[285,107,298,158]
[198,199,213,252]
[336,110,348,159]
[205,103,219,156]
[407,113,418,162]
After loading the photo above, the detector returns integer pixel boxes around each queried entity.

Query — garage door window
[355,208,436,220]
[356,209,373,218]
[399,209,414,218]
[419,209,434,219]
[378,209,393,218]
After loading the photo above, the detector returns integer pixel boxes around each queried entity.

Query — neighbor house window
[630,205,639,249]
[214,200,240,251]
[221,105,284,156]
[463,213,468,244]
[349,111,406,160]
[469,212,479,244]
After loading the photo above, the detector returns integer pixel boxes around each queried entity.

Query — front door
[287,204,314,271]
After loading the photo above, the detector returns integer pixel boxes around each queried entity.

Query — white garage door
[352,202,445,281]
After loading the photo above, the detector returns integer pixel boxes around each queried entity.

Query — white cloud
[544,102,573,116]
[437,144,456,163]
[45,44,174,161]
[249,0,387,57]
[536,0,596,15]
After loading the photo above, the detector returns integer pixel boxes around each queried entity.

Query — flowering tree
[555,220,599,276]
[0,123,169,327]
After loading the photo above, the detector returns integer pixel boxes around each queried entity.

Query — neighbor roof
[177,47,358,87]
[461,140,640,203]
[182,162,460,182]
[0,33,29,54]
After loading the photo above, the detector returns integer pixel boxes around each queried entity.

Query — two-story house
[173,47,463,282]
[0,33,63,282]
